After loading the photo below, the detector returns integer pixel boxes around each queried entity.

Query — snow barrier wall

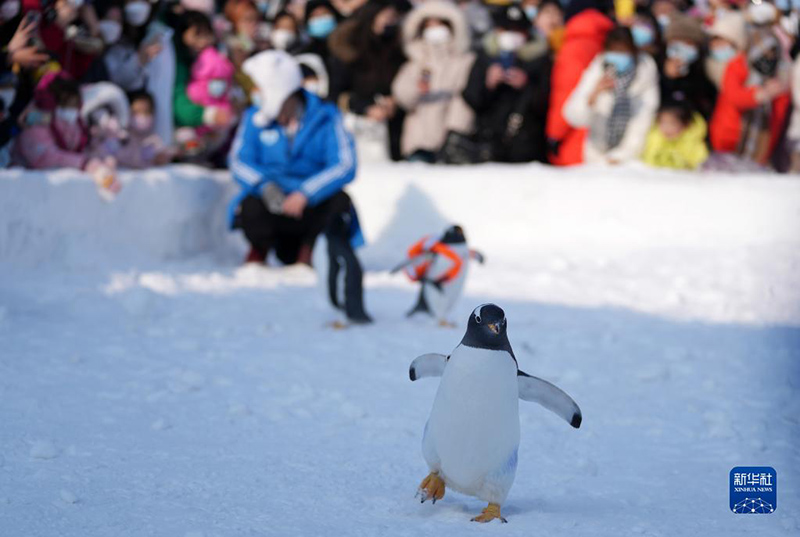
[0,165,243,270]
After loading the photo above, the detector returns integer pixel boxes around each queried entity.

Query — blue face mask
[308,15,336,39]
[667,42,699,64]
[631,24,654,47]
[208,80,227,98]
[604,51,635,74]
[524,6,538,21]
[710,45,736,63]
[775,0,789,11]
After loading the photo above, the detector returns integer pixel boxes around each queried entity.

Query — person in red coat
[545,0,613,166]
[710,28,790,166]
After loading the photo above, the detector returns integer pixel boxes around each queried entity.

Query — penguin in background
[409,304,582,523]
[312,209,372,327]
[392,225,484,326]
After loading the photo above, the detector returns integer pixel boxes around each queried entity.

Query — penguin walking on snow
[409,304,582,523]
[392,225,484,326]
[312,209,372,327]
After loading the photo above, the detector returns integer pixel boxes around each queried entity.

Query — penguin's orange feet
[416,471,445,504]
[471,503,507,523]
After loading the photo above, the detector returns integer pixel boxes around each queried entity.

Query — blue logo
[730,467,776,514]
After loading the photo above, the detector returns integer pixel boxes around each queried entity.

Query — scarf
[605,66,636,151]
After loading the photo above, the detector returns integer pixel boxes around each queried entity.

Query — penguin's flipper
[517,371,582,428]
[409,353,447,381]
[406,287,432,317]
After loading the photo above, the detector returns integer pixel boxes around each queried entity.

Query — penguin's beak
[487,323,500,335]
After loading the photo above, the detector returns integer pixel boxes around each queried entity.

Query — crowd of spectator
[2,0,800,190]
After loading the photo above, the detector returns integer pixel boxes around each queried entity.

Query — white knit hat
[708,12,748,51]
[243,50,303,127]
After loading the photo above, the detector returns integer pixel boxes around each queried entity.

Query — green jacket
[173,44,204,127]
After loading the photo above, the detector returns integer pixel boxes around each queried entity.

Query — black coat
[463,48,552,163]
[659,60,717,120]
[327,16,406,160]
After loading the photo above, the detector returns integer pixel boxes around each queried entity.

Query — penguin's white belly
[423,245,469,320]
[424,345,520,503]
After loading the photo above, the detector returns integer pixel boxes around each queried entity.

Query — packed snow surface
[1,163,798,536]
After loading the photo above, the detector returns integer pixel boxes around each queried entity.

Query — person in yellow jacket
[642,104,709,170]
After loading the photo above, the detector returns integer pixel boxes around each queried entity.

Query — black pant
[236,190,351,264]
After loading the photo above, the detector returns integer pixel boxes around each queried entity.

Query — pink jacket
[12,122,88,170]
[187,47,235,112]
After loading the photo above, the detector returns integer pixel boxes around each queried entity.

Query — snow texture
[1,162,799,536]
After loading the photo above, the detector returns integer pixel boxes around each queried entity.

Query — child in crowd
[184,46,236,151]
[12,72,120,199]
[117,91,175,168]
[642,103,709,170]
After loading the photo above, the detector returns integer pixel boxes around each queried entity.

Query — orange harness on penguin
[392,225,484,323]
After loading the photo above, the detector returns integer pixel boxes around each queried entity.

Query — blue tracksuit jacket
[227,90,358,229]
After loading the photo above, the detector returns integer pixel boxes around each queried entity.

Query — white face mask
[303,81,322,96]
[55,107,80,125]
[0,0,20,21]
[270,29,296,50]
[423,25,451,45]
[124,1,151,27]
[497,31,525,52]
[98,20,123,44]
[0,88,15,110]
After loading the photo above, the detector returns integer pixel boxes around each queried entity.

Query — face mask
[775,0,790,11]
[0,88,15,110]
[307,15,336,39]
[131,113,153,132]
[55,107,80,125]
[656,14,670,31]
[303,81,322,96]
[631,24,654,47]
[124,1,151,27]
[98,20,122,44]
[1,0,19,21]
[748,3,778,25]
[270,29,296,50]
[667,42,699,64]
[710,45,736,63]
[524,6,537,21]
[208,79,227,98]
[497,31,526,52]
[604,51,634,74]
[25,108,47,126]
[423,25,451,45]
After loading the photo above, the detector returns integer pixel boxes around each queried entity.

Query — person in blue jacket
[229,50,371,323]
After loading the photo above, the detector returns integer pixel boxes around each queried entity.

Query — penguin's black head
[440,225,466,245]
[461,304,512,353]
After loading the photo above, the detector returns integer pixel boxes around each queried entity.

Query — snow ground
[0,163,799,536]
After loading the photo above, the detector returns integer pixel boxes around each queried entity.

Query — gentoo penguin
[392,225,484,326]
[409,304,582,523]
[312,210,372,326]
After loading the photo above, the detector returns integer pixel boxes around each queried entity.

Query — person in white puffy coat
[563,26,659,165]
[391,0,476,161]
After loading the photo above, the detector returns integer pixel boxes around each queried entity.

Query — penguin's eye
[475,315,482,324]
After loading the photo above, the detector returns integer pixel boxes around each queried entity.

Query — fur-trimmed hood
[401,0,471,62]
